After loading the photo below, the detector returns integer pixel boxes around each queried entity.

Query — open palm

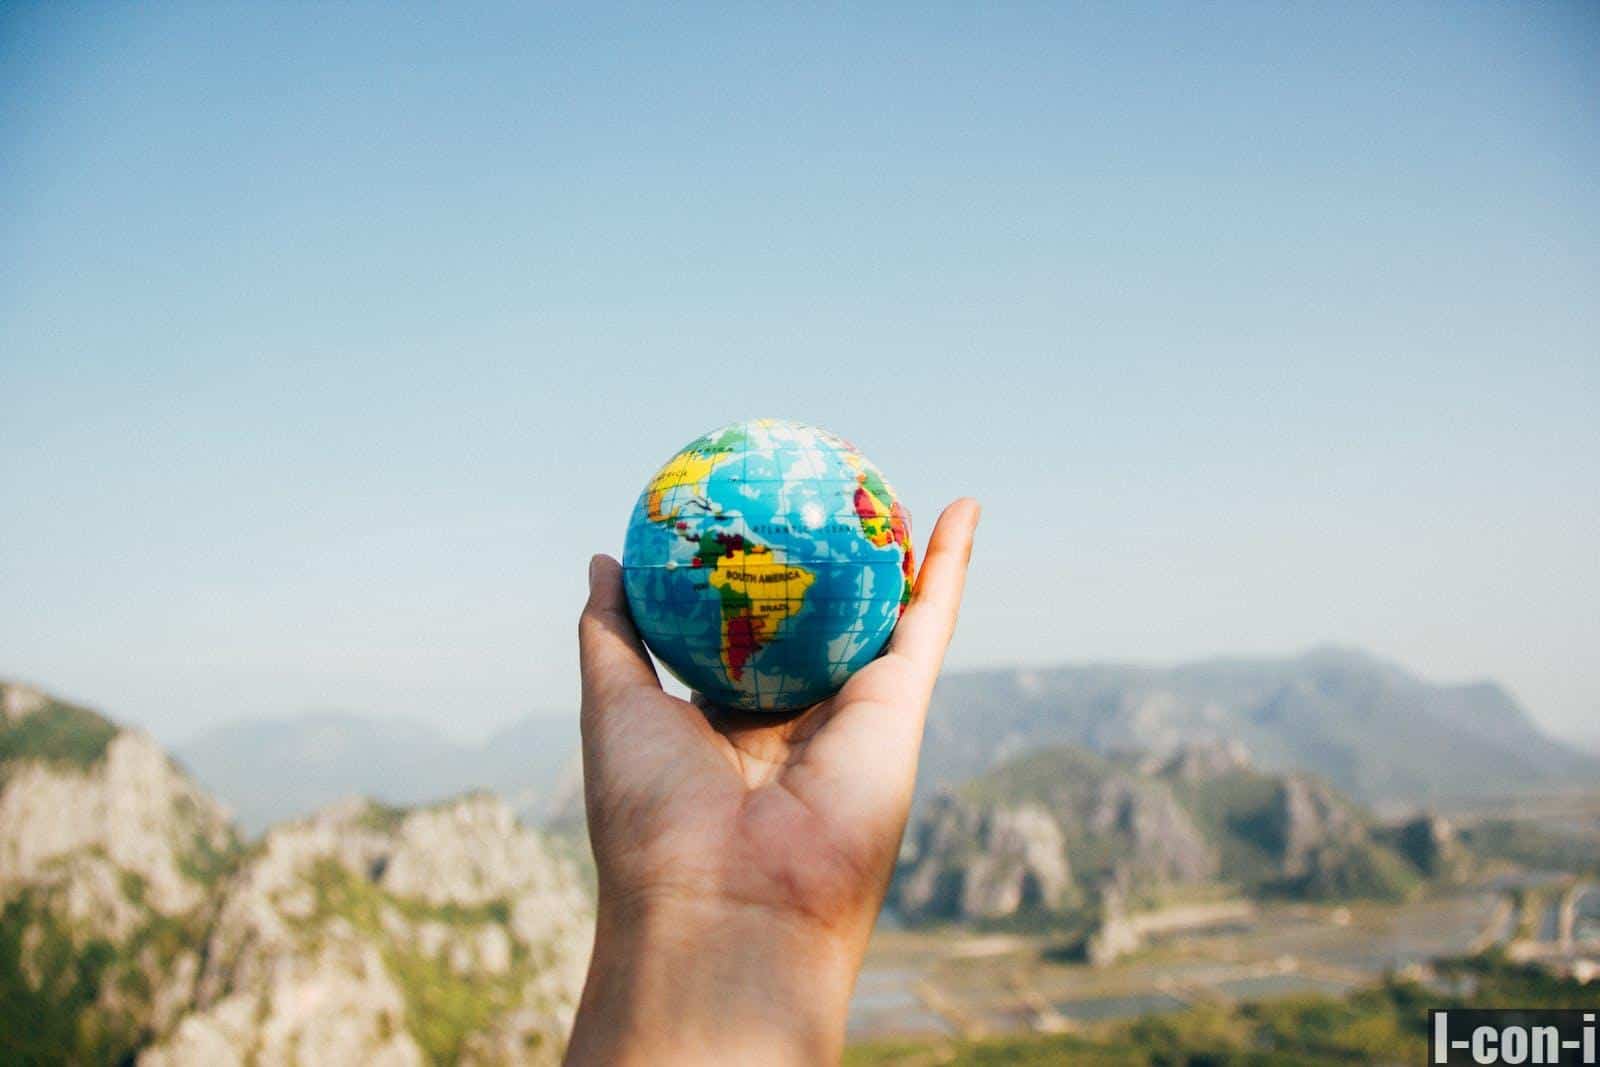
[577,499,981,945]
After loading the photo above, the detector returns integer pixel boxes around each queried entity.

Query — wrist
[565,888,863,1066]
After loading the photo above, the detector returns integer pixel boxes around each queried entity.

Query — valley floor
[846,889,1503,1042]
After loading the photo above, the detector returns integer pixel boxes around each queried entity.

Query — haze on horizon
[2,4,1596,747]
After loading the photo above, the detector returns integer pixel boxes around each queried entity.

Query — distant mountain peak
[920,649,1596,807]
[178,708,579,834]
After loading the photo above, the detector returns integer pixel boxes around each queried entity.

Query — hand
[565,499,980,1066]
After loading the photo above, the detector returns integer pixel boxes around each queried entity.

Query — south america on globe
[621,418,914,712]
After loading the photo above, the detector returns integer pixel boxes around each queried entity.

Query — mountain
[178,648,1585,831]
[178,711,579,835]
[1,681,593,1066]
[1,681,237,1063]
[141,795,592,1067]
[920,647,1596,806]
[893,741,1462,933]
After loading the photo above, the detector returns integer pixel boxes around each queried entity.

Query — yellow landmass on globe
[706,544,816,682]
[644,446,739,523]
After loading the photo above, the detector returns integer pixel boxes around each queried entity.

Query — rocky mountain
[1,681,593,1066]
[142,795,592,1067]
[178,711,579,835]
[176,649,1586,834]
[1,681,238,1062]
[894,741,1459,928]
[920,647,1596,806]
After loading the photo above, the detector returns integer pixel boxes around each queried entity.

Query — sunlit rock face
[1,681,596,1067]
[142,794,593,1067]
[897,795,1075,921]
[892,740,1428,927]
[1087,774,1219,885]
[0,730,234,918]
[1274,774,1359,879]
[0,683,237,1063]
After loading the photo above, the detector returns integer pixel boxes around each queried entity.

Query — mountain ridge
[165,647,1594,832]
[177,710,578,835]
[919,646,1595,806]
[891,739,1469,963]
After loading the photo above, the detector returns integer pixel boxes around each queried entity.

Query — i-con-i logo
[1432,1010,1599,1065]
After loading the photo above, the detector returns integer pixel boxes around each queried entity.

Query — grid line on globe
[621,418,915,712]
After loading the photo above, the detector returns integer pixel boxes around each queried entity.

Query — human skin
[564,498,981,1066]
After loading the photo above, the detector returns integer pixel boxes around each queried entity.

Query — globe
[621,418,914,712]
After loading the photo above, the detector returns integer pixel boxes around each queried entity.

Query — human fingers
[578,554,661,718]
[884,498,980,697]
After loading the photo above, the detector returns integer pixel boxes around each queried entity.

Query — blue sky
[3,3,1596,745]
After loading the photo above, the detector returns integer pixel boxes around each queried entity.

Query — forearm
[564,893,864,1066]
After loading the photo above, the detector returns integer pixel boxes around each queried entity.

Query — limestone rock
[897,795,1074,921]
[1274,775,1357,879]
[892,741,1428,927]
[144,794,592,1067]
[1085,885,1144,967]
[1089,775,1219,884]
[1150,738,1253,782]
[1,692,238,1063]
[140,935,424,1067]
[1394,812,1469,880]
[0,730,233,917]
[1,683,597,1067]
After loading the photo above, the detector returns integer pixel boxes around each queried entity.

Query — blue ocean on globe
[621,419,915,711]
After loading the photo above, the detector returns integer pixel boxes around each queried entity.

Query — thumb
[578,554,661,714]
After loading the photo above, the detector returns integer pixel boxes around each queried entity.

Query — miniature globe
[622,418,914,711]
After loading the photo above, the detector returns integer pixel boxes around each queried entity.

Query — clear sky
[3,3,1596,747]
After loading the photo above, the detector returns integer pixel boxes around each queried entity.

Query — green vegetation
[961,746,1113,806]
[301,857,526,1065]
[1280,839,1423,903]
[930,747,1428,926]
[386,940,519,1064]
[176,830,240,889]
[1172,771,1291,884]
[0,874,213,1065]
[169,792,242,888]
[392,893,512,928]
[0,700,118,771]
[119,868,150,907]
[357,800,410,834]
[845,955,1597,1066]
[305,856,513,930]
[1462,819,1600,877]
[1511,887,1552,941]
[0,894,140,1065]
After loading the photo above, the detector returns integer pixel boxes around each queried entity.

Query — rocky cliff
[1,681,236,1062]
[0,681,593,1066]
[142,794,592,1067]
[894,741,1438,926]
[897,796,1075,920]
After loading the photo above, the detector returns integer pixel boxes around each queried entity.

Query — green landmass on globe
[622,418,914,711]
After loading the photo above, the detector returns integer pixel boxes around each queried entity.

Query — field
[844,951,1598,1066]
[846,789,1600,1063]
[846,890,1501,1042]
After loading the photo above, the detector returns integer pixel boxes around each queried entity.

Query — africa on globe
[621,419,914,712]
